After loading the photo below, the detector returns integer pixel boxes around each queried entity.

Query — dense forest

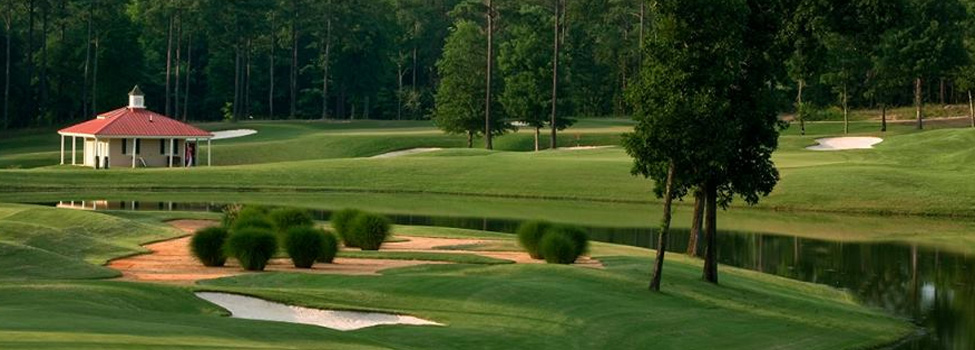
[0,0,972,132]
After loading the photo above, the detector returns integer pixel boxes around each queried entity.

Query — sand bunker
[371,148,443,158]
[196,292,442,331]
[211,129,258,140]
[806,137,883,151]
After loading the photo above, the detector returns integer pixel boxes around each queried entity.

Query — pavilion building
[57,86,214,169]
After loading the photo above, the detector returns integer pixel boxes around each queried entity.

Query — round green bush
[330,208,363,247]
[516,220,552,259]
[317,230,339,263]
[285,227,324,268]
[225,228,278,271]
[348,213,391,251]
[553,225,589,257]
[269,208,314,235]
[230,215,273,233]
[189,226,229,267]
[539,231,580,264]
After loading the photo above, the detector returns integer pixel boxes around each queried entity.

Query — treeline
[0,0,972,132]
[0,0,649,129]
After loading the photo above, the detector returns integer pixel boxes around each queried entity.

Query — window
[160,139,165,154]
[122,139,128,155]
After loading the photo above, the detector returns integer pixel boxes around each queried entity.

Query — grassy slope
[0,204,909,349]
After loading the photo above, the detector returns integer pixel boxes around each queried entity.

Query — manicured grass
[0,203,912,349]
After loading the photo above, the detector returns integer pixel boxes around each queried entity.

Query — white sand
[806,137,883,151]
[196,292,442,331]
[211,129,258,140]
[371,148,443,158]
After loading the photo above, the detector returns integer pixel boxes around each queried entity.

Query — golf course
[0,117,973,349]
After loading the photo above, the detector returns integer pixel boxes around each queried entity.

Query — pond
[43,200,975,349]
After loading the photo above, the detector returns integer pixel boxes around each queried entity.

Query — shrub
[225,228,278,271]
[539,231,580,264]
[516,220,552,259]
[189,226,229,267]
[285,227,324,268]
[330,208,363,247]
[553,225,589,257]
[269,208,315,235]
[317,230,340,263]
[347,213,391,251]
[221,204,243,227]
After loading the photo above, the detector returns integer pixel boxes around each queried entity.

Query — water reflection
[48,200,975,349]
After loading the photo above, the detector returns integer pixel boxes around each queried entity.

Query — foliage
[225,228,278,271]
[330,208,363,247]
[516,220,551,259]
[220,204,244,228]
[548,225,589,257]
[317,230,340,263]
[189,226,229,267]
[268,208,314,235]
[347,212,392,251]
[538,230,579,264]
[285,227,325,268]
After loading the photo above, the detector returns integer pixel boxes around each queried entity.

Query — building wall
[106,138,198,168]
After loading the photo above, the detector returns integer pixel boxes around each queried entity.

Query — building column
[169,139,175,168]
[71,136,77,165]
[132,138,138,168]
[207,138,212,167]
[60,135,65,165]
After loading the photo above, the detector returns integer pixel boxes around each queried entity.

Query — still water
[47,200,975,349]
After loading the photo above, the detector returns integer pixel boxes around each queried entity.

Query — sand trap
[196,292,442,331]
[371,148,443,158]
[211,129,258,140]
[806,137,883,151]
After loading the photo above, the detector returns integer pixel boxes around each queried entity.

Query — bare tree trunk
[290,0,298,119]
[969,90,974,128]
[550,0,560,150]
[484,0,494,150]
[321,7,331,120]
[940,78,945,106]
[467,131,473,148]
[26,0,35,121]
[91,36,99,113]
[915,77,923,130]
[174,10,181,119]
[396,60,403,120]
[703,181,718,284]
[3,3,11,129]
[842,86,849,134]
[233,37,240,122]
[412,43,417,90]
[687,188,704,257]
[268,12,275,119]
[245,39,251,119]
[796,79,805,136]
[38,2,48,123]
[183,34,191,121]
[881,104,887,132]
[534,127,540,151]
[81,0,92,118]
[649,162,676,292]
[165,12,173,117]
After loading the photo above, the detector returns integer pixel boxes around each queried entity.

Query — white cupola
[128,85,145,109]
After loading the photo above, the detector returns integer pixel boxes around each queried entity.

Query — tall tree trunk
[290,0,298,119]
[233,37,240,122]
[939,78,945,106]
[26,0,34,122]
[38,2,48,123]
[484,0,494,150]
[396,61,403,120]
[174,10,181,119]
[3,3,10,129]
[268,12,275,119]
[881,104,887,132]
[321,8,331,120]
[842,86,849,134]
[687,188,704,257]
[412,43,417,90]
[702,181,718,284]
[165,12,173,117]
[183,34,191,121]
[91,36,98,114]
[81,0,92,118]
[550,0,561,150]
[245,39,251,118]
[969,90,974,128]
[796,79,805,136]
[915,77,923,130]
[467,131,473,148]
[649,162,676,292]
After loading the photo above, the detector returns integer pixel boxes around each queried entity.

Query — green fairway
[0,203,911,349]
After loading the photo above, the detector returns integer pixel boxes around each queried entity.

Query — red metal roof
[58,107,212,138]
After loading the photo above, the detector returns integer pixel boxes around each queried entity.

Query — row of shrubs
[516,221,589,264]
[191,206,339,271]
[191,205,394,271]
